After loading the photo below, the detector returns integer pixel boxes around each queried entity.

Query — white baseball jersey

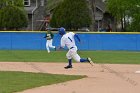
[61,32,81,62]
[61,32,76,49]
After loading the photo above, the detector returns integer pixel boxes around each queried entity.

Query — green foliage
[127,14,140,32]
[106,0,140,32]
[107,0,124,19]
[127,1,140,31]
[0,0,23,8]
[0,0,6,9]
[0,5,28,30]
[50,0,91,30]
[0,0,28,30]
[46,0,64,12]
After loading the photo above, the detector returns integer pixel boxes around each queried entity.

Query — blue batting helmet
[58,27,66,35]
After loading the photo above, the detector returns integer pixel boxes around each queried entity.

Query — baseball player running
[44,29,56,53]
[58,27,94,69]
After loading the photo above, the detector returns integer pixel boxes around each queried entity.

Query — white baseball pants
[66,46,81,62]
[46,39,55,53]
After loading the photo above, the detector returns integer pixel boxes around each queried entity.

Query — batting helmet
[58,27,66,35]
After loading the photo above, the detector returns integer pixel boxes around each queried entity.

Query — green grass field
[0,71,85,93]
[0,50,140,93]
[0,50,140,64]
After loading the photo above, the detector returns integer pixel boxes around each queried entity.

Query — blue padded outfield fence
[0,31,140,51]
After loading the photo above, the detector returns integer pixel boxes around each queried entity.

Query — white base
[135,71,140,73]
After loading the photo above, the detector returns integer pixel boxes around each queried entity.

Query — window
[40,0,44,6]
[24,0,30,6]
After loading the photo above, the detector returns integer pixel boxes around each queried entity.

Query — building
[88,0,114,31]
[24,0,46,31]
[23,0,114,31]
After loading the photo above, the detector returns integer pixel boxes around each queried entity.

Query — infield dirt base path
[0,62,140,93]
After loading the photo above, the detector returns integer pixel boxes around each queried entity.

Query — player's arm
[57,38,65,50]
[43,33,47,38]
[56,45,65,50]
[74,34,81,42]
[50,32,54,39]
[60,38,65,49]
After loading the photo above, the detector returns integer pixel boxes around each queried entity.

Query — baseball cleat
[64,65,73,69]
[87,57,94,66]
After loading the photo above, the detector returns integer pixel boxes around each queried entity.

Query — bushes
[0,6,28,30]
[106,0,140,32]
[0,0,28,30]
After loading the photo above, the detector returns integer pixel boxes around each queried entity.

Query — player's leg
[48,39,56,49]
[70,48,88,62]
[65,50,73,69]
[87,57,94,66]
[73,54,94,66]
[72,52,88,62]
[72,50,94,66]
[46,40,50,53]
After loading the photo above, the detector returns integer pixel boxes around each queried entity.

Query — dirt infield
[0,62,140,93]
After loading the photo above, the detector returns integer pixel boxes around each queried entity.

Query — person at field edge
[45,14,51,28]
[58,27,94,69]
[44,29,56,53]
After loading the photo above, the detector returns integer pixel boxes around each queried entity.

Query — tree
[107,0,127,31]
[0,0,24,8]
[0,5,28,30]
[0,0,28,30]
[50,0,91,30]
[106,0,140,32]
[46,0,64,13]
[127,0,140,31]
